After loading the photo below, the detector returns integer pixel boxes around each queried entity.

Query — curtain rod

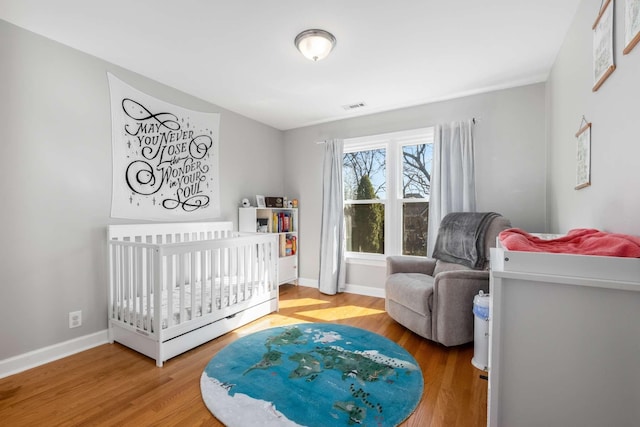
[314,118,478,144]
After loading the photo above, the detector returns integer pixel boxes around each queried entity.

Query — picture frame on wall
[623,0,640,54]
[256,195,266,208]
[575,121,592,190]
[592,0,616,91]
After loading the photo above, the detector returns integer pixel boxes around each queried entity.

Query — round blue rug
[200,323,423,427]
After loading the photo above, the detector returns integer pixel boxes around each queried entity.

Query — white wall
[283,84,547,291]
[0,20,285,360]
[547,0,640,235]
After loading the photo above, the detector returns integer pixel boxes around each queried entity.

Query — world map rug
[200,323,423,427]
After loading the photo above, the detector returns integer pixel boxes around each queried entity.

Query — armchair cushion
[385,273,434,316]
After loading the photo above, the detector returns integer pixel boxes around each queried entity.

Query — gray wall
[547,0,640,235]
[0,20,284,360]
[283,83,547,290]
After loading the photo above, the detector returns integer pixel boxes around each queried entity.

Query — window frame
[343,127,434,262]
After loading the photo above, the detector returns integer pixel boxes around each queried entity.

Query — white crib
[107,221,279,367]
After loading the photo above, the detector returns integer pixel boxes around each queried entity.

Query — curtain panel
[427,120,477,256]
[318,139,346,294]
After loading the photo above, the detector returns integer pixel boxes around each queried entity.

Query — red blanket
[499,228,640,258]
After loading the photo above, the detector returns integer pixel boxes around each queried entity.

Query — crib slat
[145,247,152,332]
[110,244,118,321]
[256,242,262,291]
[166,253,174,328]
[257,242,262,290]
[250,243,255,296]
[230,246,235,305]
[254,243,260,288]
[119,245,125,323]
[200,249,208,314]
[118,245,125,323]
[210,248,216,310]
[259,242,265,287]
[219,247,225,307]
[241,245,247,301]
[141,246,149,332]
[237,245,242,301]
[190,249,196,319]
[215,247,221,309]
[245,244,251,299]
[184,251,190,322]
[134,246,142,329]
[258,242,263,292]
[243,244,248,300]
[177,253,184,324]
[125,245,132,326]
[232,246,238,305]
[153,247,162,338]
[253,243,257,294]
[136,246,143,330]
[222,247,229,307]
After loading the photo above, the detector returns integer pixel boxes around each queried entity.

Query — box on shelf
[265,197,283,208]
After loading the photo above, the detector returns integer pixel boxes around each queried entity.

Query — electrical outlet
[69,310,82,328]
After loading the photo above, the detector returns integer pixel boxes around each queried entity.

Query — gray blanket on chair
[432,212,500,269]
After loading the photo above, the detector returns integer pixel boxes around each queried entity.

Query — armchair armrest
[431,269,490,346]
[436,269,489,281]
[386,256,437,276]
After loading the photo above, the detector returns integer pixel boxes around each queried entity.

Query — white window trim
[343,127,433,261]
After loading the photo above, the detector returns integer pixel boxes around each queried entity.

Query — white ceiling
[1,0,581,130]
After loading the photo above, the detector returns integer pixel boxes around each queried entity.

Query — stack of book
[272,211,294,233]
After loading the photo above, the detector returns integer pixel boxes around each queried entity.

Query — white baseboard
[296,277,319,288]
[296,277,385,298]
[344,284,386,298]
[0,330,108,379]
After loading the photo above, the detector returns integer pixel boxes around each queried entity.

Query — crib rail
[108,221,235,244]
[108,231,278,342]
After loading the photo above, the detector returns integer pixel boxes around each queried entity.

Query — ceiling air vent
[342,102,367,111]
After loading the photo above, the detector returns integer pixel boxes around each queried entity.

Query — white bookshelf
[239,207,298,285]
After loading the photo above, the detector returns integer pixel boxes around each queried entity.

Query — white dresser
[488,244,640,427]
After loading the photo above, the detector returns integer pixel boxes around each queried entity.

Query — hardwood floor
[0,285,487,426]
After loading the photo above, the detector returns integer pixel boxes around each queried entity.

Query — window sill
[345,256,386,268]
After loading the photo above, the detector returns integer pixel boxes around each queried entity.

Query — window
[343,128,434,259]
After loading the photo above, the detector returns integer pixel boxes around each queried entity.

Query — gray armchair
[385,212,511,346]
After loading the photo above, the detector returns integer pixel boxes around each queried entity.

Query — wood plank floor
[0,285,487,426]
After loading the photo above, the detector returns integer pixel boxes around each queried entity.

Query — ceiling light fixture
[294,29,336,61]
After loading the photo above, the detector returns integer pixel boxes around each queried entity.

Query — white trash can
[471,290,490,371]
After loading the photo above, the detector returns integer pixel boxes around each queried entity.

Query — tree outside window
[343,148,385,254]
[401,143,432,256]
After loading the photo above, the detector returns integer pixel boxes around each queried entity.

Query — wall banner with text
[108,73,220,221]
